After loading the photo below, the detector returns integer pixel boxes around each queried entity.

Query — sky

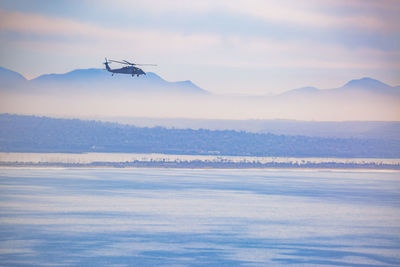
[0,0,399,95]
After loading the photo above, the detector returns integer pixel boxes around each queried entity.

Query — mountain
[266,77,400,121]
[279,77,399,97]
[1,67,208,95]
[2,66,398,97]
[1,66,399,121]
[32,68,106,83]
[278,86,320,97]
[0,67,27,89]
[343,77,391,89]
[338,77,399,95]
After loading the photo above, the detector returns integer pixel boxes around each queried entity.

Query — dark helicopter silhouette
[103,58,156,77]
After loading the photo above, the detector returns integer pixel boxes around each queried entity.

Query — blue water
[0,168,399,266]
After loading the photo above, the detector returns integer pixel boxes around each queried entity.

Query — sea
[0,168,399,266]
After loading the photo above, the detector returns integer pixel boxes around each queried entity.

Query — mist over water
[1,168,399,266]
[1,2,400,267]
[1,89,399,121]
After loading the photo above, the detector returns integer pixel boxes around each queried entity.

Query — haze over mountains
[0,66,207,95]
[0,66,399,121]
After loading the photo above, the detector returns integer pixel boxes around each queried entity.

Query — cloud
[0,8,221,52]
[1,8,398,72]
[91,0,399,33]
[0,2,399,94]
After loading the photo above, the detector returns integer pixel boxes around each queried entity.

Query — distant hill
[0,67,27,88]
[343,77,393,90]
[278,86,320,97]
[338,77,399,96]
[0,66,399,121]
[94,117,400,141]
[269,77,400,121]
[1,66,208,95]
[0,114,399,158]
[2,66,398,97]
[278,77,399,98]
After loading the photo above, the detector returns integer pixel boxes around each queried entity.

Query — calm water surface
[0,168,399,266]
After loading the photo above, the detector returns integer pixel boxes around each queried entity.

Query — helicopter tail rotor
[103,58,111,71]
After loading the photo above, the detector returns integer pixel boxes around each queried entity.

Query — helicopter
[103,58,156,77]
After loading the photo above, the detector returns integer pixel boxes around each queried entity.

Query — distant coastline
[2,114,400,159]
[1,152,399,170]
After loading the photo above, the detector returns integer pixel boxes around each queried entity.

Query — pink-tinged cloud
[90,0,399,33]
[1,8,398,72]
[1,2,399,95]
[0,9,221,50]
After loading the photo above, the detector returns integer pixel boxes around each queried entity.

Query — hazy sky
[0,0,399,94]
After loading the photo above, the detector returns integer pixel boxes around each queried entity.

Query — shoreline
[1,164,399,172]
[1,152,399,171]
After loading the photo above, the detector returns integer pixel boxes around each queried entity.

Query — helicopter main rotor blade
[107,59,157,66]
[122,60,156,66]
[108,59,129,65]
[135,64,157,66]
[122,60,136,65]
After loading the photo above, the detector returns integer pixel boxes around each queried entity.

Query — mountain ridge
[1,66,208,95]
[1,66,399,96]
[1,66,399,121]
[275,77,399,99]
[343,77,390,89]
[0,67,28,88]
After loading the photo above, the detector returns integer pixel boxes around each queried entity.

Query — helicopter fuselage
[105,62,145,76]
